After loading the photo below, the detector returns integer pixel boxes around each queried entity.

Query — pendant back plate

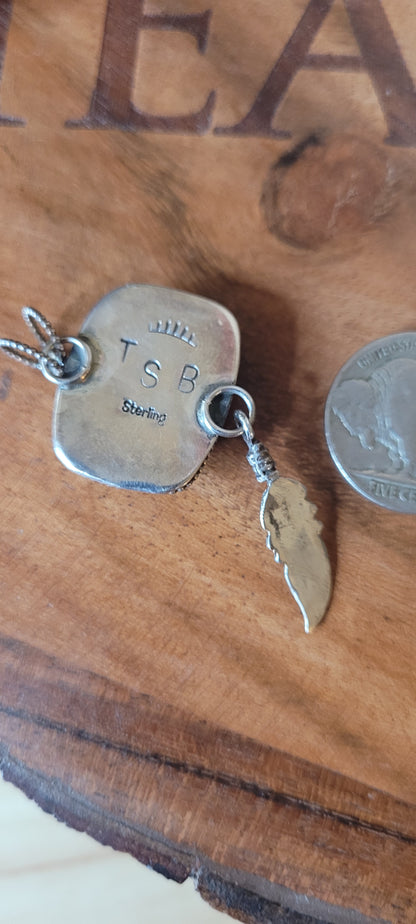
[53,285,240,492]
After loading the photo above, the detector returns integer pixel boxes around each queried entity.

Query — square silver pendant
[53,285,240,492]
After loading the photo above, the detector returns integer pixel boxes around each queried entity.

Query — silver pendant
[54,285,240,492]
[325,332,416,513]
[1,285,332,630]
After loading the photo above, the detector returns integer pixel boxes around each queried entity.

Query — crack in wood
[0,747,191,882]
[1,702,414,848]
[1,748,391,924]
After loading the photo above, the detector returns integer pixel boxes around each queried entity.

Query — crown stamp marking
[149,319,197,348]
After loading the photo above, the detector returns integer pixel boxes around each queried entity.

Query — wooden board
[1,1,416,920]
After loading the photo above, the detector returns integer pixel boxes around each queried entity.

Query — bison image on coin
[325,333,416,512]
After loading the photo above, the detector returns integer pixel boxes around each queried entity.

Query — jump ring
[234,409,255,444]
[40,337,92,386]
[198,384,256,439]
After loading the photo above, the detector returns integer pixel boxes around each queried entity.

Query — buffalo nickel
[325,332,416,513]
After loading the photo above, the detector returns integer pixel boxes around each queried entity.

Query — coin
[324,332,416,513]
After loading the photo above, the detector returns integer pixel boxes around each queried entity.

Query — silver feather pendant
[239,415,332,632]
[260,476,332,632]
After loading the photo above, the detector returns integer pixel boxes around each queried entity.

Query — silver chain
[0,306,66,376]
[0,307,93,386]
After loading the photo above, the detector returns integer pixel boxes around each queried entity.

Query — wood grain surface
[0,1,416,921]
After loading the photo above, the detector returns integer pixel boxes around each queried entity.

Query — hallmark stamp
[122,398,167,426]
[148,319,197,348]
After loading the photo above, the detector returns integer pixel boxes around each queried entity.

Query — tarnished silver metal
[54,285,240,491]
[235,410,277,482]
[198,384,255,439]
[0,287,240,490]
[234,408,255,444]
[0,285,332,632]
[0,307,92,386]
[0,306,65,374]
[325,332,416,513]
[232,411,332,633]
[40,337,93,386]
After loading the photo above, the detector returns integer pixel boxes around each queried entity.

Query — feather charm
[239,419,331,632]
[260,475,332,632]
